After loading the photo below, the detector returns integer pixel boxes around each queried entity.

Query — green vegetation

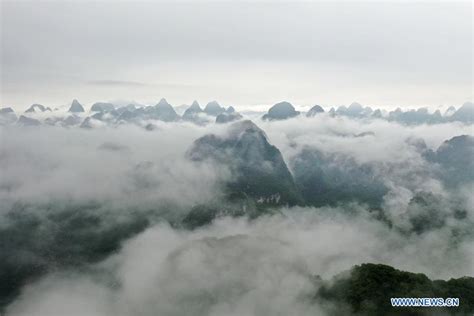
[0,202,150,309]
[316,263,474,315]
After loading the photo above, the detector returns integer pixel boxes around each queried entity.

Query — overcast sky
[1,0,472,111]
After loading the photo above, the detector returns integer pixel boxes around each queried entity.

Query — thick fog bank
[1,116,473,315]
[0,123,231,208]
[6,209,473,316]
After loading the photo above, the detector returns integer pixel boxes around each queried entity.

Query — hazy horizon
[1,0,472,110]
[1,2,474,314]
[4,98,474,114]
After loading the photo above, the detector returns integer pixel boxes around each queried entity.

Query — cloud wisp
[0,114,473,315]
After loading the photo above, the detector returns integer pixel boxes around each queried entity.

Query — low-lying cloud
[0,122,230,209]
[6,207,474,316]
[1,114,473,315]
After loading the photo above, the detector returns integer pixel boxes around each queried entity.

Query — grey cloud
[1,113,473,315]
[87,80,152,87]
[1,1,472,108]
[0,123,231,208]
[6,207,474,316]
[87,80,199,90]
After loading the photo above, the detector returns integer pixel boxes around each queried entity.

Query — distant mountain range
[1,100,473,128]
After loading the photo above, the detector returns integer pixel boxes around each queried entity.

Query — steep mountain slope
[68,99,85,112]
[291,148,387,208]
[188,120,302,206]
[430,135,474,187]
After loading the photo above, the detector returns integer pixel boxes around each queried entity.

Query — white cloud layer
[1,115,473,315]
